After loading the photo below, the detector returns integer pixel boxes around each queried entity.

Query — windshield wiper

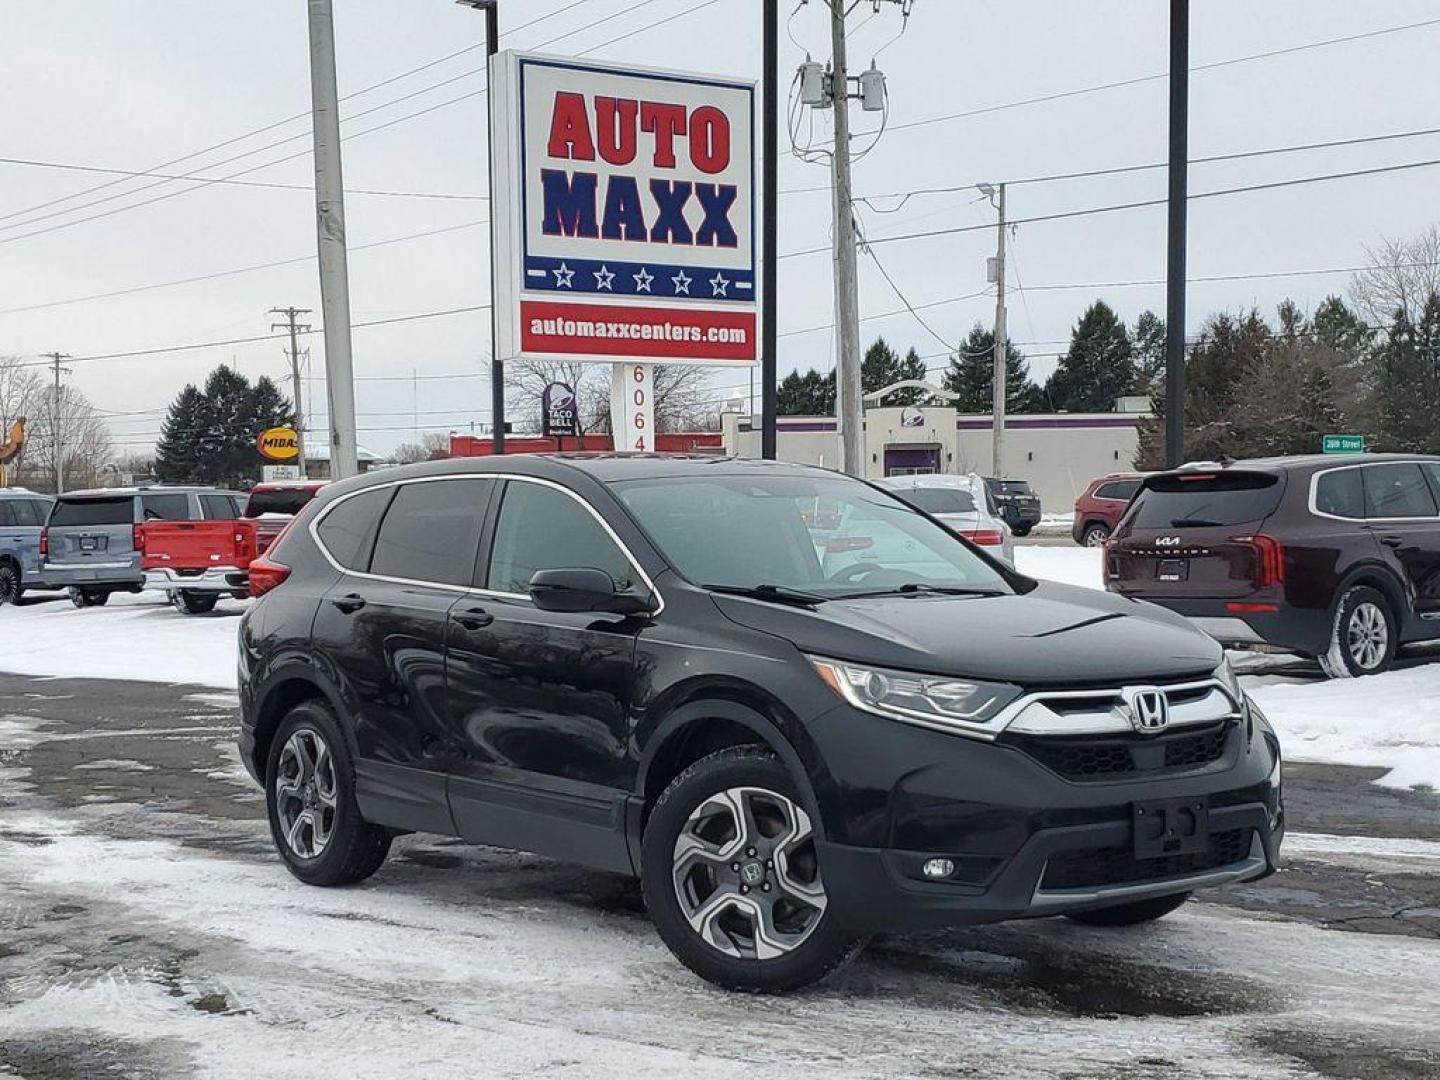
[840,583,1004,599]
[706,583,829,606]
[1169,517,1222,527]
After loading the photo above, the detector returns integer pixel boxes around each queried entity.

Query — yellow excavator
[0,417,26,487]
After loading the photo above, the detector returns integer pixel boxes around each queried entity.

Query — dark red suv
[1106,454,1440,678]
[1072,473,1147,547]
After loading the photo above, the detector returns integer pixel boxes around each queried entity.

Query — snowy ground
[0,676,1436,1079]
[2,546,1437,792]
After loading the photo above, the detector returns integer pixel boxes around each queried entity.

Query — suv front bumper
[806,699,1283,931]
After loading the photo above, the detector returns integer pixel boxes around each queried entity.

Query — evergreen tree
[1131,310,1166,395]
[250,375,294,433]
[859,337,928,404]
[941,324,1043,413]
[155,384,207,484]
[776,368,836,415]
[1376,293,1440,454]
[1045,300,1137,412]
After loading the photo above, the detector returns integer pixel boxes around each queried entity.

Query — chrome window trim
[1309,461,1440,524]
[307,472,664,615]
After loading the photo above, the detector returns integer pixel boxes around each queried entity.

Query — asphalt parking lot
[1,672,1438,1079]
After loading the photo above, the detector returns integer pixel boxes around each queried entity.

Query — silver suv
[44,487,242,607]
[0,488,55,605]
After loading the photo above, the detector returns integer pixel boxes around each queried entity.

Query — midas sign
[256,427,300,462]
[490,52,757,366]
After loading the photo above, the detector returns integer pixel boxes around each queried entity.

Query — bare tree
[0,356,43,477]
[391,431,453,464]
[1350,224,1440,326]
[507,359,718,436]
[15,383,113,493]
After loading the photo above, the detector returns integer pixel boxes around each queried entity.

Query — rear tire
[0,563,19,606]
[265,700,390,887]
[641,745,864,993]
[172,590,218,615]
[68,587,109,608]
[1319,585,1397,679]
[1067,891,1191,926]
[1081,523,1110,547]
[1012,523,1033,538]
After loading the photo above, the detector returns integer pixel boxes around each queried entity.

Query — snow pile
[1013,546,1103,589]
[1248,667,1440,791]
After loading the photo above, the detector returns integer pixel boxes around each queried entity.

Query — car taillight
[39,527,47,556]
[1239,533,1285,588]
[133,525,145,554]
[248,555,291,598]
[961,529,1005,546]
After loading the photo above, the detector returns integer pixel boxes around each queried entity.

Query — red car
[1072,473,1147,547]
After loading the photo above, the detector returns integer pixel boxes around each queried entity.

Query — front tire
[265,700,390,886]
[1319,585,1397,678]
[1081,523,1110,547]
[1067,891,1191,926]
[641,745,863,993]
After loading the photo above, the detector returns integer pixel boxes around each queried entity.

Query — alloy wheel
[274,728,338,859]
[0,566,18,605]
[671,785,827,960]
[1347,601,1389,671]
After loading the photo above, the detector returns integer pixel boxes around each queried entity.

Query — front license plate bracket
[1133,798,1209,859]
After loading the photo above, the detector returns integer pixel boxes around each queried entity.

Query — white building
[720,382,1148,510]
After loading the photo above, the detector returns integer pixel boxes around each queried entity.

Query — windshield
[245,488,318,516]
[889,487,977,515]
[1127,472,1283,528]
[613,473,1013,599]
[991,480,1034,496]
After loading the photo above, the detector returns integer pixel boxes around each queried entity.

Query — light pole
[457,0,505,454]
[1164,0,1189,467]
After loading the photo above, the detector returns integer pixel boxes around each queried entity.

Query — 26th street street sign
[1322,434,1365,454]
[489,51,757,367]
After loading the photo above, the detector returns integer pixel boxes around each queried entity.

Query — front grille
[1041,828,1253,890]
[1003,721,1232,780]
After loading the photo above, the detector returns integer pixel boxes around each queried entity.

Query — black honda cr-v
[238,455,1283,992]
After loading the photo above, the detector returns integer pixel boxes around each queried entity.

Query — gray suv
[0,489,55,605]
[44,487,243,607]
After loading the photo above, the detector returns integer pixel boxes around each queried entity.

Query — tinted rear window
[0,502,15,527]
[892,488,977,515]
[1127,472,1282,528]
[245,488,319,516]
[316,487,393,570]
[141,493,193,520]
[371,479,490,587]
[1314,469,1365,519]
[1096,480,1140,501]
[50,497,133,526]
[992,480,1034,495]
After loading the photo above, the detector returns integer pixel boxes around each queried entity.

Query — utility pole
[1164,0,1190,468]
[270,306,312,478]
[989,182,1007,478]
[828,0,863,477]
[306,0,359,480]
[43,352,71,495]
[761,0,779,459]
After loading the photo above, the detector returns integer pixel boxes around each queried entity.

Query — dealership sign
[490,52,757,367]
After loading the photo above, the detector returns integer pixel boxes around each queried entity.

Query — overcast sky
[3,0,1439,458]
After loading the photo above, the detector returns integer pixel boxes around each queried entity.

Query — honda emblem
[1123,687,1170,733]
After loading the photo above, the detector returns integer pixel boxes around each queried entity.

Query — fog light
[922,858,955,879]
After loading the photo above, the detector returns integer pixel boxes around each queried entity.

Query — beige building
[720,383,1147,510]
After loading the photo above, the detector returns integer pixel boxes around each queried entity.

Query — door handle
[1379,535,1404,548]
[451,606,493,630]
[330,593,367,614]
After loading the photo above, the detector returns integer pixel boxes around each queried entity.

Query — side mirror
[528,567,652,616]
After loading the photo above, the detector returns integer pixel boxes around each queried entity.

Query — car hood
[712,581,1220,686]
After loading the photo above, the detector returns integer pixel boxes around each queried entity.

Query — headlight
[809,657,1022,738]
[1212,655,1242,705]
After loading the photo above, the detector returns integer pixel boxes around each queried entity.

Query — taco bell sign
[490,52,757,367]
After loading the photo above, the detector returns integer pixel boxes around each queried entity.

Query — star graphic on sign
[709,272,730,297]
[552,262,575,288]
[671,270,692,295]
[594,265,615,290]
[633,267,654,293]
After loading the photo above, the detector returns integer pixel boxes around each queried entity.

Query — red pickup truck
[243,481,328,553]
[140,519,259,614]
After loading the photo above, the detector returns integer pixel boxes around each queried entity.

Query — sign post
[488,50,757,444]
[1322,434,1365,454]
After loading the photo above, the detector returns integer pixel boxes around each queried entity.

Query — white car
[878,474,1015,563]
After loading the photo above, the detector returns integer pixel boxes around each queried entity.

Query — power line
[0,219,485,315]
[779,156,1440,259]
[0,0,593,226]
[0,0,703,245]
[879,15,1440,136]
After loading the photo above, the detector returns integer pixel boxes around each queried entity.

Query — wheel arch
[1335,562,1408,626]
[248,666,352,781]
